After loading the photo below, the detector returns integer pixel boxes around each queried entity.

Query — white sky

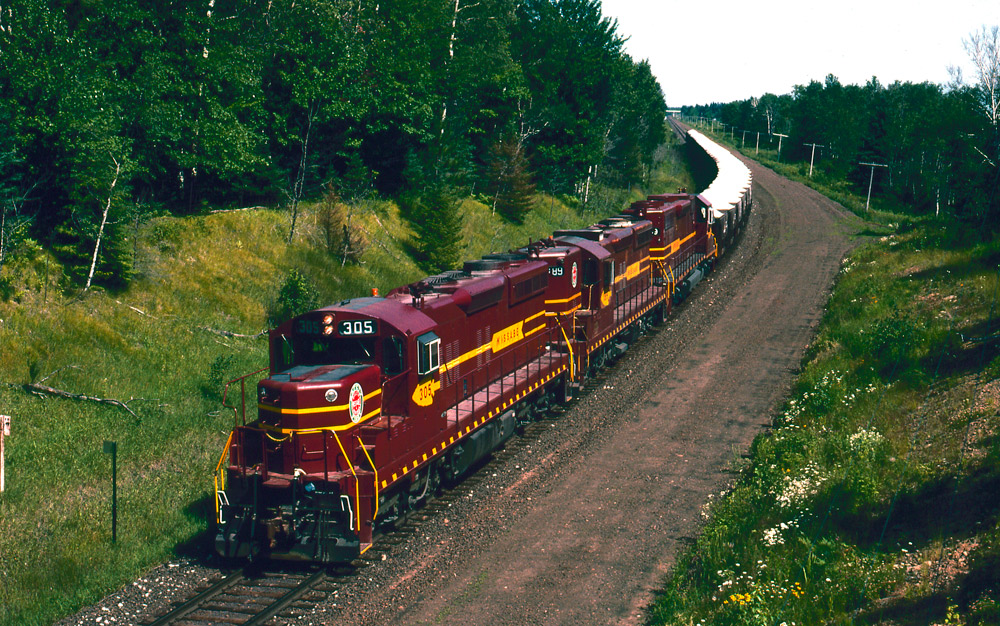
[601,0,1000,106]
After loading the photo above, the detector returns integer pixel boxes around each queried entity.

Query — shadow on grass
[860,591,950,626]
[857,541,1000,625]
[174,494,218,564]
[905,249,1000,282]
[917,317,999,380]
[817,461,1000,553]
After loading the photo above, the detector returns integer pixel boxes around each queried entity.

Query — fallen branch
[115,299,156,319]
[36,365,80,384]
[16,381,142,420]
[209,206,267,214]
[197,325,267,339]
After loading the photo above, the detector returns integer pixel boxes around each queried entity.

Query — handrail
[559,321,575,381]
[222,367,269,427]
[329,430,362,532]
[214,430,235,523]
[358,440,379,521]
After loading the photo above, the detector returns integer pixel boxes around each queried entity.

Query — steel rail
[241,569,327,626]
[143,571,244,626]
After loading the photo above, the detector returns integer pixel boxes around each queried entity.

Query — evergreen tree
[488,134,536,224]
[403,182,464,274]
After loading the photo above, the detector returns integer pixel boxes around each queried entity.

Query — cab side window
[416,332,441,376]
[382,335,406,376]
[583,259,598,286]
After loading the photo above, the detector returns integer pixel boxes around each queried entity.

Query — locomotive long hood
[257,363,382,431]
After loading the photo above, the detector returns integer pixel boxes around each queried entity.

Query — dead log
[18,382,141,420]
[197,326,267,339]
[209,206,267,214]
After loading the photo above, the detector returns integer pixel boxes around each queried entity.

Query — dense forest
[0,0,667,289]
[682,26,1000,231]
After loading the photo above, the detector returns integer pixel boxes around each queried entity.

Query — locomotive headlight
[322,314,334,325]
[325,388,338,403]
[323,324,334,335]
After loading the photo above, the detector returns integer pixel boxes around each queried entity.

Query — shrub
[201,354,237,401]
[267,269,319,327]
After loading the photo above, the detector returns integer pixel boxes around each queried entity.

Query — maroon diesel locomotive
[213,188,740,563]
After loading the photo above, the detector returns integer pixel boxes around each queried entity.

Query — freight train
[213,127,752,563]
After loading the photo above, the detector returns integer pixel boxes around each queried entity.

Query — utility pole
[858,162,888,211]
[741,129,748,148]
[773,133,788,160]
[755,131,760,155]
[804,143,825,177]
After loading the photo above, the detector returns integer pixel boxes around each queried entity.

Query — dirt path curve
[297,154,862,626]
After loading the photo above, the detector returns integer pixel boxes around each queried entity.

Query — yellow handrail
[558,321,575,381]
[214,431,234,523]
[358,441,379,521]
[329,430,363,533]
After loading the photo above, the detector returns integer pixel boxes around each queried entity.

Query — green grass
[0,151,691,626]
[646,134,1000,626]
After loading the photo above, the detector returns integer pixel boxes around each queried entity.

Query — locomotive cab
[259,310,387,432]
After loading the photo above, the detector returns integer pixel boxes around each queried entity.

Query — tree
[402,181,464,274]
[961,25,1000,128]
[512,0,626,194]
[0,142,37,277]
[605,59,666,188]
[263,0,370,242]
[954,25,1000,224]
[488,132,536,224]
[316,184,366,265]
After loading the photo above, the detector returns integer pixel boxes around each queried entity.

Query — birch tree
[963,25,1000,128]
[84,155,122,291]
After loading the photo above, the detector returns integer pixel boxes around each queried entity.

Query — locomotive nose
[257,364,382,430]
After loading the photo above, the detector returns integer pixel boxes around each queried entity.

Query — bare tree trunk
[438,0,460,136]
[438,0,479,137]
[287,101,318,244]
[202,0,216,59]
[0,207,6,272]
[85,156,121,292]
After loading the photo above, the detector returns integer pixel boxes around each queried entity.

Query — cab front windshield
[292,334,376,366]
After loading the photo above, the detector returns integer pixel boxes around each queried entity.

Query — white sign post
[1,415,10,493]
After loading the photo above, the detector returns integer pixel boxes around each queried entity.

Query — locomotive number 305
[338,319,377,336]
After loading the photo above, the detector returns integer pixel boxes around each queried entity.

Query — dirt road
[290,154,860,626]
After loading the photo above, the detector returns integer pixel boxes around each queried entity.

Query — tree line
[0,0,667,288]
[683,26,1000,230]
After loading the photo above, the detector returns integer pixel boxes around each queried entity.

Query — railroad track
[141,366,615,626]
[143,568,336,626]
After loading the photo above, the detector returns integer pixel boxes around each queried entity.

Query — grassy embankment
[647,127,1000,626]
[0,138,694,626]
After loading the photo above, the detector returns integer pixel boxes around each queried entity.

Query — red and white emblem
[349,382,364,423]
[571,262,578,288]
